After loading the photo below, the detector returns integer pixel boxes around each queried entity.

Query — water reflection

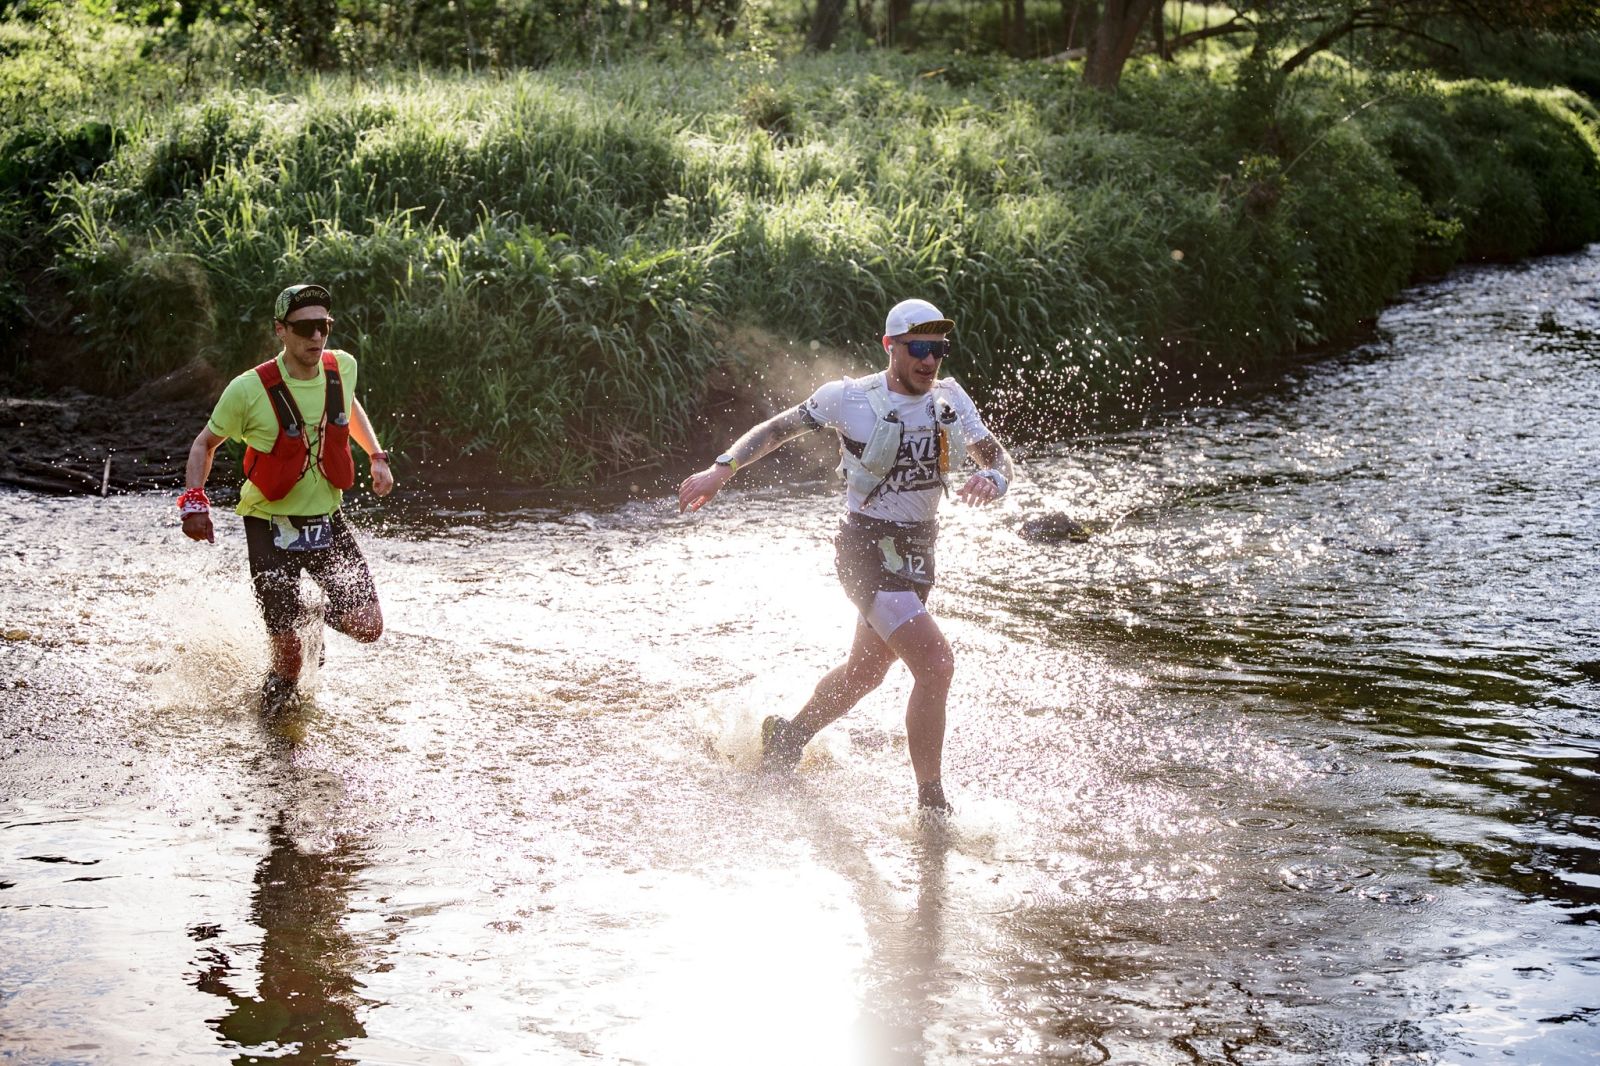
[865,826,952,1065]
[194,791,374,1063]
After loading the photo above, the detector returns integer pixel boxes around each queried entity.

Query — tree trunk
[808,0,849,49]
[1279,14,1362,75]
[884,0,913,45]
[1007,0,1029,56]
[1084,0,1160,90]
[1162,16,1251,55]
[1061,0,1096,50]
[1151,0,1168,60]
[857,0,876,37]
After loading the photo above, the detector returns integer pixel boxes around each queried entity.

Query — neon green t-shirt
[207,349,359,519]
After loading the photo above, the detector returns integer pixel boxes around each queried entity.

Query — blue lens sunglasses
[902,339,951,361]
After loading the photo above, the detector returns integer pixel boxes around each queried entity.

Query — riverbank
[0,359,221,495]
[5,26,1600,486]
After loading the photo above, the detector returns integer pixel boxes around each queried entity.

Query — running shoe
[258,672,297,719]
[760,715,807,772]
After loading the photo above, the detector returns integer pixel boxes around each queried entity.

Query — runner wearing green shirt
[179,284,395,716]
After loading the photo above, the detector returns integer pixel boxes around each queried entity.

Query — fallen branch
[11,455,102,487]
[0,471,85,494]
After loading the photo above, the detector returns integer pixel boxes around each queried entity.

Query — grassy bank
[4,17,1599,482]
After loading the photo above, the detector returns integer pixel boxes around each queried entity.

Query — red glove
[178,488,214,543]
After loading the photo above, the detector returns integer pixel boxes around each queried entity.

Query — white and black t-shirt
[799,372,993,524]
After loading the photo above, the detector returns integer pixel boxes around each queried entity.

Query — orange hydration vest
[241,352,355,501]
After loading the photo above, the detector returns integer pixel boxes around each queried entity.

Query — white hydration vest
[837,376,970,504]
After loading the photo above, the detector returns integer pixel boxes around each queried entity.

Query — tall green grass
[6,24,1600,481]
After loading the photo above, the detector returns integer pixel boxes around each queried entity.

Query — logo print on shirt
[885,429,942,493]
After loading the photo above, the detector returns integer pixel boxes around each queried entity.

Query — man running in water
[678,299,1014,812]
[179,284,394,715]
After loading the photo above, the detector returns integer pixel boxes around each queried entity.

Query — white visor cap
[884,298,955,338]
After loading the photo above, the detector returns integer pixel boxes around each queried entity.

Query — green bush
[1366,81,1600,262]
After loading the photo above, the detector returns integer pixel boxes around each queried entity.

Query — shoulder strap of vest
[860,373,895,420]
[321,351,348,426]
[931,387,969,490]
[840,373,906,504]
[253,358,304,439]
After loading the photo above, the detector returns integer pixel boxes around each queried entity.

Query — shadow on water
[783,796,956,1066]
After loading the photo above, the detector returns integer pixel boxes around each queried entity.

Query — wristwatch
[977,468,1008,495]
[369,451,391,463]
[714,452,739,473]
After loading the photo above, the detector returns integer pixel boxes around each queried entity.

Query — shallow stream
[3,249,1598,1064]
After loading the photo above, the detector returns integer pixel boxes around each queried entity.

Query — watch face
[716,453,734,465]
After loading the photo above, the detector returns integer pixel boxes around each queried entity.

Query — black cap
[274,283,332,321]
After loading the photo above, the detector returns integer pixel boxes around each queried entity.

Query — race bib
[876,529,935,585]
[271,514,334,552]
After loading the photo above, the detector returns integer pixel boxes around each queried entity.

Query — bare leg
[329,602,383,644]
[269,632,303,681]
[792,617,897,737]
[883,611,955,787]
[268,599,379,685]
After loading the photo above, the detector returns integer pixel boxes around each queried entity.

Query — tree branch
[1279,12,1362,74]
[1158,15,1253,54]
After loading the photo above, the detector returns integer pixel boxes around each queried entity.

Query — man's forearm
[186,433,218,490]
[724,407,816,470]
[350,399,383,455]
[972,436,1014,482]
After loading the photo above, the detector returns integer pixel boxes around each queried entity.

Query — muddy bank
[0,358,224,496]
[0,329,853,499]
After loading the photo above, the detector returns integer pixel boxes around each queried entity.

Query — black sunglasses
[283,317,334,338]
[902,339,951,361]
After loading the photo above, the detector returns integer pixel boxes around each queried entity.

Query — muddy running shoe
[258,672,297,719]
[760,715,808,772]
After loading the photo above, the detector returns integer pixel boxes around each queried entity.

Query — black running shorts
[834,513,937,613]
[243,511,379,635]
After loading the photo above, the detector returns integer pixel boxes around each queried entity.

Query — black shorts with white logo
[243,511,379,635]
[834,512,937,612]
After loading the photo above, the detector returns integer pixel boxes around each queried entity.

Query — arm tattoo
[727,406,821,469]
[970,435,1015,481]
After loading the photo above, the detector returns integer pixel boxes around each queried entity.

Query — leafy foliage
[4,4,1600,480]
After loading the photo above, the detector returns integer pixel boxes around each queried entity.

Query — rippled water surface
[4,250,1599,1064]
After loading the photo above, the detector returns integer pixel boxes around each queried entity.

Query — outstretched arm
[955,435,1016,507]
[677,405,819,513]
[349,399,394,497]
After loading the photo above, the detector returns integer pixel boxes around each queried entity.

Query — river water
[3,249,1598,1065]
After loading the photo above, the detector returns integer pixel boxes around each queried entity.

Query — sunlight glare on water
[603,869,868,1066]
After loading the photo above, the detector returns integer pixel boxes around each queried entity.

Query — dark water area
[2,248,1598,1064]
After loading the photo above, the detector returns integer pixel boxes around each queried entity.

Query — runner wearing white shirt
[678,299,1015,813]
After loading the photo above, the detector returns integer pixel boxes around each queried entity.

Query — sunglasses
[282,317,334,338]
[902,339,951,361]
